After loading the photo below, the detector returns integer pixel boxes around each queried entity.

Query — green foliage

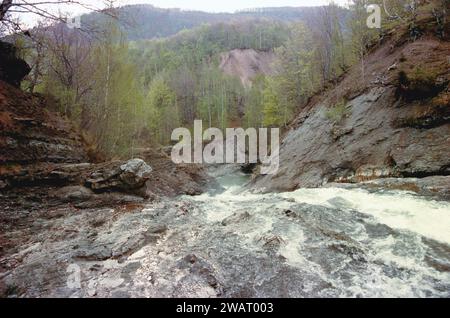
[262,86,282,127]
[129,19,291,134]
[34,18,147,157]
[84,5,322,41]
[146,76,179,144]
[262,77,291,127]
[23,1,373,158]
[348,0,380,78]
[325,99,349,123]
[244,75,266,128]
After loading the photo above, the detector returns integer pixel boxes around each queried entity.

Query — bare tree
[0,0,13,21]
[0,0,116,34]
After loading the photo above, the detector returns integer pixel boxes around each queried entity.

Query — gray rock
[87,159,152,191]
[53,186,94,203]
[146,224,168,235]
[325,176,450,200]
[364,176,450,200]
[0,180,8,190]
[221,211,251,226]
[75,231,157,262]
[111,290,131,298]
[119,159,153,188]
[74,193,144,209]
[250,85,450,194]
[75,244,113,261]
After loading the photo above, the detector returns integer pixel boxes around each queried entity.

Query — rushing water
[127,168,450,298]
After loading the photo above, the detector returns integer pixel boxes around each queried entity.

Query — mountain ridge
[82,4,350,41]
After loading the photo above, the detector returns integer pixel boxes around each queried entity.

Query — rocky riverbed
[1,167,449,298]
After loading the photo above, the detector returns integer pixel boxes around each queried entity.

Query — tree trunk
[0,0,13,21]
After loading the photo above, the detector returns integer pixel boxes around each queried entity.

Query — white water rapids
[117,168,450,298]
[24,167,445,298]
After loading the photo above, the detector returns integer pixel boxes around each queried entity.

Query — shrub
[325,99,349,123]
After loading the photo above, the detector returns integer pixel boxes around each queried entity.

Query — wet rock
[221,211,251,226]
[146,224,168,235]
[181,254,198,265]
[364,223,395,239]
[137,148,211,198]
[422,238,450,273]
[329,243,366,263]
[257,234,285,249]
[283,209,297,218]
[206,275,218,288]
[75,232,156,262]
[177,254,221,291]
[111,234,154,260]
[72,212,164,263]
[328,176,450,200]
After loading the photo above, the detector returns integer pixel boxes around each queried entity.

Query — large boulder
[0,41,31,87]
[86,159,152,191]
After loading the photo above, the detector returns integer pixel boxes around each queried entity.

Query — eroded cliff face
[219,49,276,88]
[251,28,450,196]
[0,81,89,165]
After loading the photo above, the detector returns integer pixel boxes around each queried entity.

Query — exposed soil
[219,49,276,88]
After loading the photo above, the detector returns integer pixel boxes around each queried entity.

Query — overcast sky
[106,0,349,12]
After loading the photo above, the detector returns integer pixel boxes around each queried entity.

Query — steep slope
[251,18,450,197]
[219,49,276,88]
[0,80,89,171]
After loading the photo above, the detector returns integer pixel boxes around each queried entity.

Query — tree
[146,76,179,145]
[349,0,377,80]
[262,78,283,127]
[244,74,266,128]
[260,22,318,127]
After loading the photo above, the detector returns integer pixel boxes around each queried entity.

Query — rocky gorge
[0,11,449,298]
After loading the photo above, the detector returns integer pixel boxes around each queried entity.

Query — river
[123,167,450,298]
[4,167,449,298]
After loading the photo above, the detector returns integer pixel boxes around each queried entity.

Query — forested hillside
[4,1,448,161]
[83,5,350,41]
[12,2,355,157]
